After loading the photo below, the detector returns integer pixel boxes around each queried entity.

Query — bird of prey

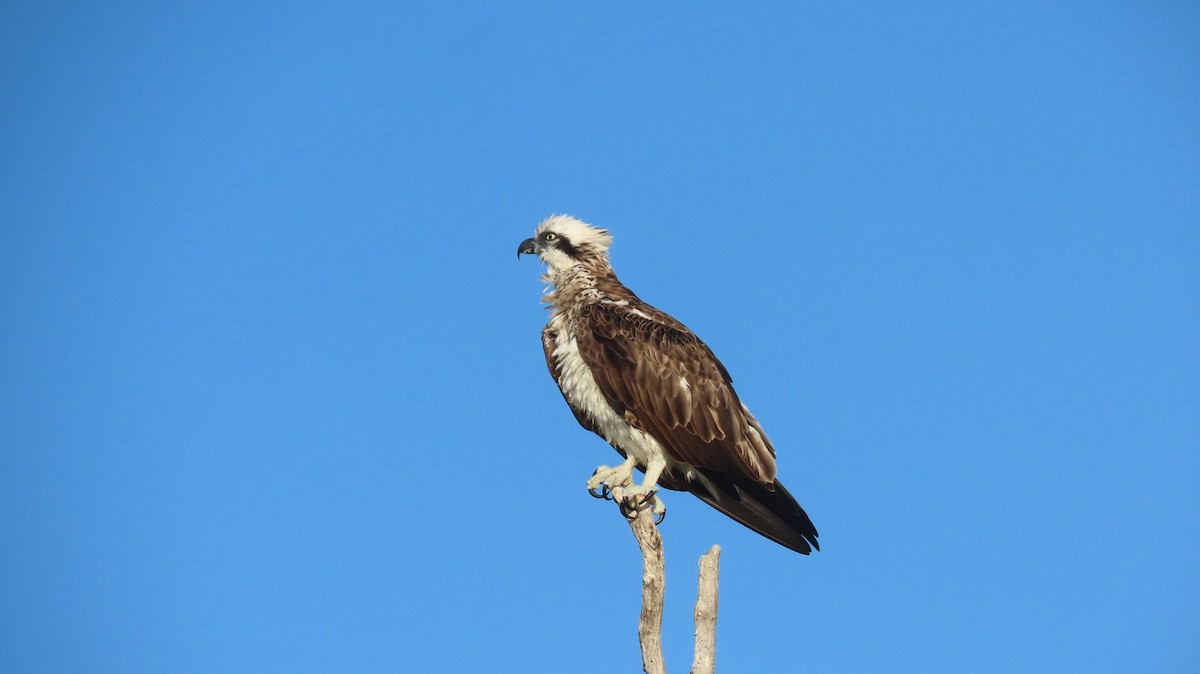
[518,215,819,554]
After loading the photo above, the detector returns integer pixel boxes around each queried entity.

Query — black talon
[605,488,662,520]
[588,469,615,500]
[618,497,638,520]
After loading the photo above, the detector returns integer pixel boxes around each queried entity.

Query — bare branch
[615,491,723,673]
[621,494,667,674]
[691,545,721,674]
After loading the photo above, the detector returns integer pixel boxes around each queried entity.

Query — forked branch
[618,494,721,674]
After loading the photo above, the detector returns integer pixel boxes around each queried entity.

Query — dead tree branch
[691,545,721,674]
[616,489,721,674]
[621,493,667,674]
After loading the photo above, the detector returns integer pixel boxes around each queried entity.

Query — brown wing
[574,302,777,484]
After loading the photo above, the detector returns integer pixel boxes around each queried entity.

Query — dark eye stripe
[537,231,581,258]
[556,237,580,259]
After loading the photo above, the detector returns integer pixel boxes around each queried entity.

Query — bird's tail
[678,468,819,555]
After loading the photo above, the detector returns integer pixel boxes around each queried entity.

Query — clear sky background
[2,2,1197,672]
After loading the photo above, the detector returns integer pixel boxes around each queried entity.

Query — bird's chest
[549,316,615,424]
[548,315,644,456]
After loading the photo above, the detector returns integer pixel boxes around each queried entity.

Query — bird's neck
[542,261,625,317]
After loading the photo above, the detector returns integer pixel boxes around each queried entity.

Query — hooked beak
[517,237,540,259]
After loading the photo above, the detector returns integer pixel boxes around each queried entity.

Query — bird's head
[517,214,613,274]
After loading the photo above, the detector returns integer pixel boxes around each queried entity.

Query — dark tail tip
[683,468,819,555]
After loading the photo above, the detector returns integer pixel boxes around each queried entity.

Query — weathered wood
[619,489,667,674]
[691,545,721,674]
[616,489,723,674]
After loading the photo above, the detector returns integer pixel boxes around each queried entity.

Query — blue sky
[2,2,1197,672]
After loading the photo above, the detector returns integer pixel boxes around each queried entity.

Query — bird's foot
[587,461,635,501]
[612,484,667,525]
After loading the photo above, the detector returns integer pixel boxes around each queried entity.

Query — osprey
[518,215,819,554]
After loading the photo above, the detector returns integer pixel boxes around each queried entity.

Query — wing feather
[575,302,776,484]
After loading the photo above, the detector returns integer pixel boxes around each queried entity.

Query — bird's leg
[612,458,667,522]
[587,457,636,500]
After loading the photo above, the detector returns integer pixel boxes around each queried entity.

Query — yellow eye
[542,232,557,241]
